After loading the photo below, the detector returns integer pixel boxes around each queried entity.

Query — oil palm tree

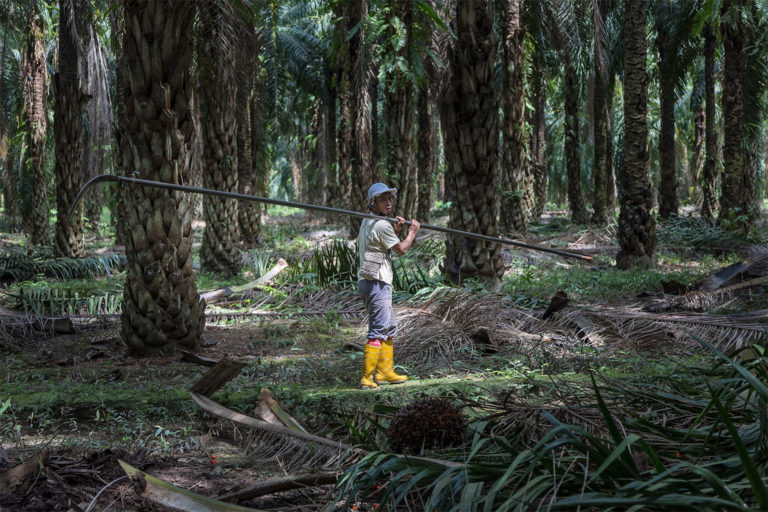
[653,0,700,219]
[528,32,548,220]
[540,0,589,224]
[498,0,529,234]
[591,0,611,225]
[341,0,372,238]
[0,1,20,225]
[719,0,749,226]
[53,0,89,258]
[718,0,766,228]
[416,79,436,223]
[80,7,113,233]
[20,3,49,246]
[236,23,260,248]
[441,0,503,280]
[616,0,656,268]
[381,0,417,221]
[118,0,204,356]
[700,23,718,219]
[198,1,244,276]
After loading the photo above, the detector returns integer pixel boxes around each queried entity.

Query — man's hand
[393,216,406,235]
[392,218,420,256]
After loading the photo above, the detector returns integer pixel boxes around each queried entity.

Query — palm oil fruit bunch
[387,398,466,453]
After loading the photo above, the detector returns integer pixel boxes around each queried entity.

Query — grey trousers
[358,279,397,341]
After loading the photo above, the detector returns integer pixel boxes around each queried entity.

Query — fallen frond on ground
[331,347,768,511]
[388,289,768,369]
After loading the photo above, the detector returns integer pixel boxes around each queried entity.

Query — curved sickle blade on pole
[69,174,593,262]
[67,174,121,222]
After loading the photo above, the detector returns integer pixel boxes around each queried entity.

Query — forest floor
[1,208,766,511]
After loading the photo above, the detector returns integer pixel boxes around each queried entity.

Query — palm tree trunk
[690,104,705,207]
[335,5,351,214]
[0,18,15,225]
[82,21,112,233]
[237,29,259,248]
[565,67,587,224]
[617,0,656,269]
[591,0,609,225]
[719,0,753,227]
[530,51,547,220]
[657,37,677,219]
[499,0,528,234]
[250,70,268,226]
[199,7,241,276]
[701,26,718,219]
[338,0,371,239]
[21,8,49,246]
[53,0,88,258]
[382,0,416,221]
[120,0,204,356]
[370,69,380,177]
[605,80,616,213]
[325,68,338,212]
[383,86,416,218]
[109,5,129,246]
[349,1,373,238]
[306,102,328,207]
[592,80,608,224]
[442,0,503,281]
[416,85,434,222]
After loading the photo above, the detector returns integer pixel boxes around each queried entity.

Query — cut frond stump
[256,387,308,433]
[190,358,247,396]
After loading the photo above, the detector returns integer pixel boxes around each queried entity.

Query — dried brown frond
[696,245,768,291]
[390,291,584,368]
[583,305,768,354]
[384,290,768,369]
[569,229,615,251]
[193,393,360,473]
[651,276,768,313]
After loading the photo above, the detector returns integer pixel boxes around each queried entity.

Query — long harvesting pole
[70,174,593,262]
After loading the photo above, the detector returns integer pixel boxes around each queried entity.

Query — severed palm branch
[191,392,460,478]
[387,289,768,368]
[695,245,768,292]
[331,348,768,511]
[580,305,768,354]
[192,392,358,472]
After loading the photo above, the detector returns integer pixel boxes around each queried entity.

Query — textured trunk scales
[22,9,49,246]
[199,7,242,276]
[499,0,529,234]
[442,0,503,280]
[616,0,656,268]
[53,0,89,257]
[120,0,204,355]
[565,67,588,224]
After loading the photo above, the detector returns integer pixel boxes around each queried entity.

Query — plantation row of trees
[0,0,767,354]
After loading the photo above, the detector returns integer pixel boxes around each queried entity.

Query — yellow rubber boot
[360,343,381,389]
[375,338,408,384]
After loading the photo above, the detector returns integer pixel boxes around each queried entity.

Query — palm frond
[581,305,768,354]
[0,247,125,282]
[332,349,768,510]
[695,244,768,291]
[192,392,361,472]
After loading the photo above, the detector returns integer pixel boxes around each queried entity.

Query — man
[358,183,420,389]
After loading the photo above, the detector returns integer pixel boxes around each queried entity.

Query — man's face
[373,192,393,215]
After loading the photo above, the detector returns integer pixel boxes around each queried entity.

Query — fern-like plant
[0,247,126,283]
